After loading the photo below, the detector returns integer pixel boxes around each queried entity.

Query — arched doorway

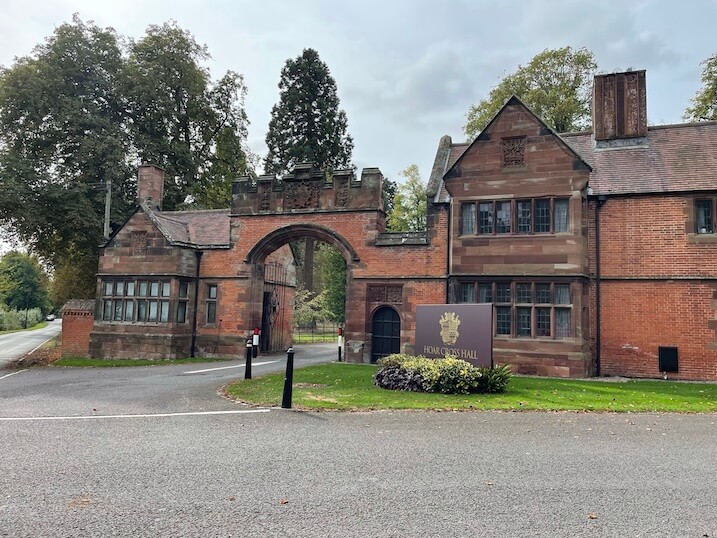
[371,306,401,363]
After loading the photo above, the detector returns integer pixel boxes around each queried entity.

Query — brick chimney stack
[137,164,165,210]
[593,70,647,141]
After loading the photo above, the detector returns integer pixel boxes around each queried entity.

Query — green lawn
[225,363,717,412]
[292,331,336,344]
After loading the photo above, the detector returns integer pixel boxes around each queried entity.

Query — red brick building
[90,163,448,363]
[432,70,717,380]
[89,69,717,380]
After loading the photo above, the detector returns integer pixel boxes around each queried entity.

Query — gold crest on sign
[439,312,460,346]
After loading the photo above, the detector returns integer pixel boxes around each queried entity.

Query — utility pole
[103,175,111,240]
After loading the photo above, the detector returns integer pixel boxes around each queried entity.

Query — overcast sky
[0,0,715,186]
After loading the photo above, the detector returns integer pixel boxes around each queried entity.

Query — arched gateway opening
[229,163,447,363]
[90,163,448,363]
[246,224,357,353]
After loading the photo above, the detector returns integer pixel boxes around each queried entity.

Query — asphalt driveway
[1,345,715,537]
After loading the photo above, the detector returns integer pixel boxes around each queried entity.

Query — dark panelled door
[371,307,400,363]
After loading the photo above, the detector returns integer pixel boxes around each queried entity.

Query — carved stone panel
[285,181,321,210]
[131,231,147,256]
[258,183,271,211]
[334,176,349,207]
[368,284,403,304]
[502,137,526,168]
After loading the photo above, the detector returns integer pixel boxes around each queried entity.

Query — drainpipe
[190,250,203,358]
[595,195,607,376]
[446,202,452,302]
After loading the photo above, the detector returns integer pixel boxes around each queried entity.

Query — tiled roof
[151,208,231,248]
[447,143,468,171]
[435,121,717,197]
[562,122,717,195]
[62,299,95,312]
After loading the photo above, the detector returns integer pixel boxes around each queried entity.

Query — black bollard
[244,338,253,380]
[337,327,343,362]
[281,347,295,409]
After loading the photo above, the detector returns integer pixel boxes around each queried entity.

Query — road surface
[0,320,62,369]
[0,344,715,537]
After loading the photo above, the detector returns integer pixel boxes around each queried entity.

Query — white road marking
[0,409,271,422]
[0,370,27,381]
[183,360,277,374]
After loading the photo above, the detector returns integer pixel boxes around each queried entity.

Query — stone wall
[442,101,592,377]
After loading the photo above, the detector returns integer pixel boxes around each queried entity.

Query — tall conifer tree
[264,48,353,175]
[264,49,354,294]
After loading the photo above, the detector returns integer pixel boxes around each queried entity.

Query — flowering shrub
[374,354,511,394]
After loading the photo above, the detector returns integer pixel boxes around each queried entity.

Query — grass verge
[53,356,232,367]
[225,363,717,412]
[0,321,48,335]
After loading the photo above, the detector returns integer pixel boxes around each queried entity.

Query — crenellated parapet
[231,163,384,215]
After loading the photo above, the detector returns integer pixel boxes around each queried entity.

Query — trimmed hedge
[374,354,511,394]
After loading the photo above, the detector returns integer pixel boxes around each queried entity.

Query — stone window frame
[100,278,172,324]
[205,283,218,325]
[176,281,191,324]
[457,280,572,339]
[460,197,570,237]
[695,198,715,234]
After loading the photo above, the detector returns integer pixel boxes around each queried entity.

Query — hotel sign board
[414,304,493,367]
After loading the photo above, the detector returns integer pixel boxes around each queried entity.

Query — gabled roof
[562,121,717,195]
[430,112,717,199]
[144,203,231,249]
[442,95,591,183]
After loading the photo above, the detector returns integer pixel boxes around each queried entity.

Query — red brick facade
[441,100,592,377]
[587,196,717,380]
[84,70,717,380]
[89,164,448,363]
[61,300,95,357]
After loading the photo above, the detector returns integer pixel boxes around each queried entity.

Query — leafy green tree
[0,16,131,280]
[0,251,51,314]
[382,177,397,216]
[49,246,99,309]
[293,286,329,329]
[685,53,717,121]
[123,21,252,209]
[264,48,353,175]
[316,243,346,323]
[0,17,253,295]
[386,165,427,232]
[465,47,597,138]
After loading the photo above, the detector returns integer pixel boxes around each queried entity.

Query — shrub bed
[374,354,511,394]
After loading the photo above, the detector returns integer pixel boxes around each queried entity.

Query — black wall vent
[658,346,679,373]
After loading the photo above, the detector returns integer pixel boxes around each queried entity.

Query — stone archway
[244,223,358,354]
[226,163,448,363]
[91,163,448,363]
